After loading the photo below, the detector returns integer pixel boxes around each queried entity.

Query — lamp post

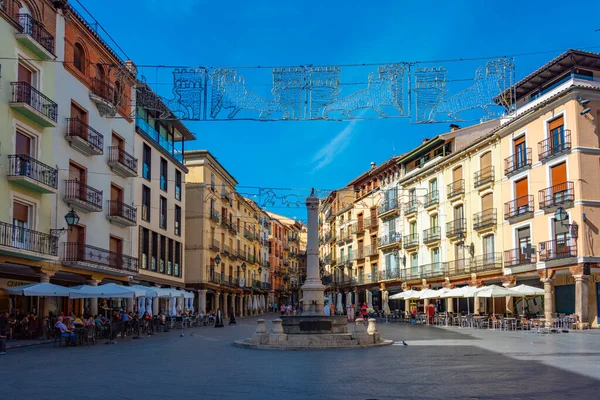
[51,209,80,237]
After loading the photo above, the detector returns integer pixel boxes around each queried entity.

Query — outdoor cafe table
[471,315,487,329]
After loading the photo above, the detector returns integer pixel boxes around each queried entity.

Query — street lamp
[214,254,221,266]
[51,209,80,236]
[241,262,246,271]
[555,207,569,226]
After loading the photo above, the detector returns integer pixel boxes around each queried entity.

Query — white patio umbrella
[389,291,406,300]
[419,288,447,300]
[69,283,144,299]
[170,298,177,316]
[138,297,146,315]
[4,282,71,297]
[146,298,153,316]
[471,285,522,316]
[346,291,352,307]
[336,292,343,314]
[253,295,258,310]
[163,288,185,298]
[247,296,252,310]
[440,286,469,314]
[507,284,544,315]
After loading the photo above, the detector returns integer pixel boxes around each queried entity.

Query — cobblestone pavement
[2,314,599,400]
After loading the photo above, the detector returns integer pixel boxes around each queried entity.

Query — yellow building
[496,49,600,326]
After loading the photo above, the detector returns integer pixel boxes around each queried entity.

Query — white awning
[4,282,71,297]
[69,283,144,299]
[471,285,521,298]
[511,284,544,296]
[419,288,449,299]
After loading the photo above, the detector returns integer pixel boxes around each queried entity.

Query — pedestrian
[280,304,285,317]
[361,303,368,320]
[0,311,9,355]
[427,302,435,325]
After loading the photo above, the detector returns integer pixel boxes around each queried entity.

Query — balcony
[447,179,464,199]
[223,244,231,257]
[423,190,439,210]
[538,239,577,262]
[404,200,418,217]
[221,220,231,230]
[244,229,255,241]
[324,231,335,243]
[403,233,419,249]
[10,82,57,127]
[356,220,366,234]
[206,267,221,284]
[378,198,400,217]
[135,116,184,166]
[65,118,104,156]
[447,253,502,276]
[377,232,402,248]
[0,221,58,260]
[420,262,448,279]
[106,200,137,227]
[446,218,466,239]
[473,209,497,231]
[504,247,536,268]
[505,149,532,177]
[209,239,220,252]
[7,154,57,194]
[14,13,55,60]
[368,217,378,230]
[422,226,441,244]
[210,209,220,223]
[366,245,378,257]
[538,182,574,211]
[447,259,470,277]
[380,268,401,281]
[228,224,238,235]
[356,248,365,261]
[108,147,138,178]
[63,242,138,276]
[474,166,494,189]
[504,195,534,223]
[538,130,571,162]
[89,78,118,116]
[64,180,103,213]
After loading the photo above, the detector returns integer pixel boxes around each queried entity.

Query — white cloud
[311,120,359,172]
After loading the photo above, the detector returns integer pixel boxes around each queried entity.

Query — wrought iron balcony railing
[474,166,494,188]
[11,82,58,122]
[109,146,138,175]
[423,190,439,208]
[538,130,571,161]
[366,245,378,256]
[8,154,57,190]
[422,226,441,243]
[377,232,402,247]
[471,252,503,272]
[380,268,401,280]
[404,200,418,215]
[91,78,116,105]
[108,200,136,224]
[210,209,220,222]
[403,233,419,248]
[66,117,104,154]
[0,220,57,257]
[504,195,534,220]
[538,182,574,209]
[505,149,532,176]
[504,247,536,267]
[378,198,400,215]
[473,209,497,230]
[63,242,138,273]
[64,180,103,211]
[16,13,55,55]
[446,218,466,238]
[538,239,577,262]
[209,239,220,252]
[420,262,448,278]
[223,244,231,256]
[447,179,465,199]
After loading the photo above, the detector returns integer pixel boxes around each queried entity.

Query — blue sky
[78,0,600,218]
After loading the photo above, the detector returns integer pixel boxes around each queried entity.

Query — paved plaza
[2,315,600,400]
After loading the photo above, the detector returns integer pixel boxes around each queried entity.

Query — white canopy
[4,282,72,297]
[162,288,185,298]
[439,286,469,298]
[472,285,521,298]
[389,292,406,300]
[511,284,545,296]
[419,288,448,299]
[69,283,144,299]
[461,286,485,298]
[183,291,194,299]
[391,289,422,300]
[130,285,172,299]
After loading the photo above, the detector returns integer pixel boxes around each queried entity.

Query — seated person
[142,312,152,320]
[73,316,85,327]
[158,313,166,325]
[86,316,95,326]
[54,316,76,345]
[93,315,103,327]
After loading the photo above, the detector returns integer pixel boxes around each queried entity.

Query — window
[15,130,33,157]
[159,235,166,273]
[160,158,168,191]
[517,226,531,261]
[18,62,35,86]
[175,170,182,201]
[109,236,123,269]
[141,227,149,269]
[515,177,529,210]
[143,144,151,181]
[431,248,440,271]
[452,166,463,185]
[411,253,418,276]
[481,193,493,211]
[429,178,438,199]
[142,185,151,222]
[175,242,181,277]
[514,135,527,168]
[409,221,417,235]
[159,196,167,229]
[210,173,215,191]
[167,239,173,275]
[73,43,85,72]
[548,116,565,150]
[430,214,438,228]
[12,201,31,248]
[151,232,158,271]
[484,235,495,261]
[175,205,181,236]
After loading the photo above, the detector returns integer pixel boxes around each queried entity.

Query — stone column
[574,275,589,325]
[474,296,480,315]
[404,299,410,313]
[87,280,99,315]
[223,293,229,318]
[126,298,134,313]
[354,288,360,311]
[215,292,221,314]
[152,295,159,315]
[541,278,555,320]
[447,298,454,313]
[39,273,52,317]
[198,290,207,314]
[301,192,325,315]
[231,294,237,317]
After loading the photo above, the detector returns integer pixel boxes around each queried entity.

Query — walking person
[0,312,9,355]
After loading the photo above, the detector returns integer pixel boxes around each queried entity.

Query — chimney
[125,60,137,76]
[449,124,460,131]
[370,162,376,169]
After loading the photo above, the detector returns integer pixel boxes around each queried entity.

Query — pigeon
[180,333,185,337]
[402,341,408,346]
[189,333,194,336]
